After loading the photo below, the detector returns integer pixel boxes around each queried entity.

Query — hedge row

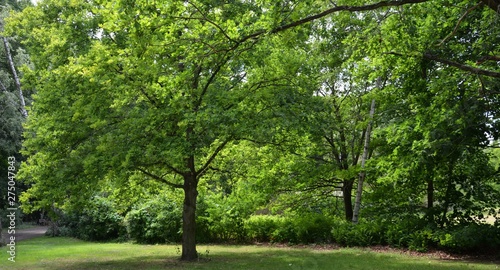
[52,200,500,254]
[244,215,500,253]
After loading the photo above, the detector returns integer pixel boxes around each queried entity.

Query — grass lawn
[0,237,498,270]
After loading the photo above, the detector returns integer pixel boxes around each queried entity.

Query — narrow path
[2,226,48,243]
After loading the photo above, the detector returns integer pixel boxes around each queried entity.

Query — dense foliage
[2,0,499,260]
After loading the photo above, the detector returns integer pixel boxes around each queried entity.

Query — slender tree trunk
[181,172,198,261]
[2,37,27,118]
[427,178,434,208]
[343,179,354,221]
[0,219,4,246]
[425,177,435,225]
[0,79,7,92]
[438,164,455,227]
[352,99,376,224]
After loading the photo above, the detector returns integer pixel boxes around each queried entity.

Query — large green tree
[9,0,500,260]
[358,0,500,225]
[9,0,317,260]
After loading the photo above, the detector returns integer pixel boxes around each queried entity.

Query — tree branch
[438,2,483,46]
[423,53,500,78]
[0,79,7,92]
[238,0,430,43]
[193,53,230,112]
[197,139,231,178]
[476,55,500,65]
[187,1,238,44]
[387,51,500,78]
[136,167,184,189]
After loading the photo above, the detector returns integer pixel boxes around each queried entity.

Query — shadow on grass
[3,238,498,270]
[28,247,499,270]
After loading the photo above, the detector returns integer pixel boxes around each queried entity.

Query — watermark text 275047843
[6,156,17,262]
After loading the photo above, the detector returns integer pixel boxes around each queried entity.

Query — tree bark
[2,37,27,118]
[352,99,376,224]
[426,178,434,224]
[480,0,500,13]
[423,52,500,78]
[0,219,4,246]
[181,172,198,261]
[427,179,434,209]
[343,179,354,221]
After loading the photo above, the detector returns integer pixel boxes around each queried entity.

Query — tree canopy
[4,0,500,261]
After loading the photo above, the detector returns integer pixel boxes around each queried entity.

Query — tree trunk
[2,37,27,118]
[427,178,434,209]
[480,0,500,14]
[343,179,354,221]
[352,99,376,224]
[0,219,4,246]
[426,177,435,224]
[181,172,198,261]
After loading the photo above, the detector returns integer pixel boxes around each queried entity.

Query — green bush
[408,228,436,252]
[244,215,282,242]
[245,213,334,244]
[57,197,126,241]
[382,216,428,249]
[385,222,412,248]
[270,217,297,243]
[195,194,250,243]
[208,206,246,242]
[125,195,182,244]
[331,218,385,247]
[293,213,334,243]
[194,198,214,243]
[437,224,500,253]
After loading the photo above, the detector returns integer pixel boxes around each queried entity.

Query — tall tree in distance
[0,0,32,246]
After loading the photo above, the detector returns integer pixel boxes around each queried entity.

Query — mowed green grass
[0,237,498,270]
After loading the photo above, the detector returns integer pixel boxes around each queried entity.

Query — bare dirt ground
[1,226,48,243]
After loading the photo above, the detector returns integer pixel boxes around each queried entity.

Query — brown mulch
[365,245,499,264]
[254,242,500,264]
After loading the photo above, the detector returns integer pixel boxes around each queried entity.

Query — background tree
[359,0,500,225]
[0,0,31,245]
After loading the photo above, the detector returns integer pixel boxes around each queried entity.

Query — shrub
[244,215,282,242]
[331,218,385,247]
[76,198,125,241]
[195,194,250,243]
[245,213,334,244]
[56,197,126,241]
[270,217,297,243]
[293,213,334,243]
[385,222,412,248]
[204,205,246,242]
[408,228,436,252]
[437,223,500,253]
[125,195,182,244]
[382,216,427,249]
